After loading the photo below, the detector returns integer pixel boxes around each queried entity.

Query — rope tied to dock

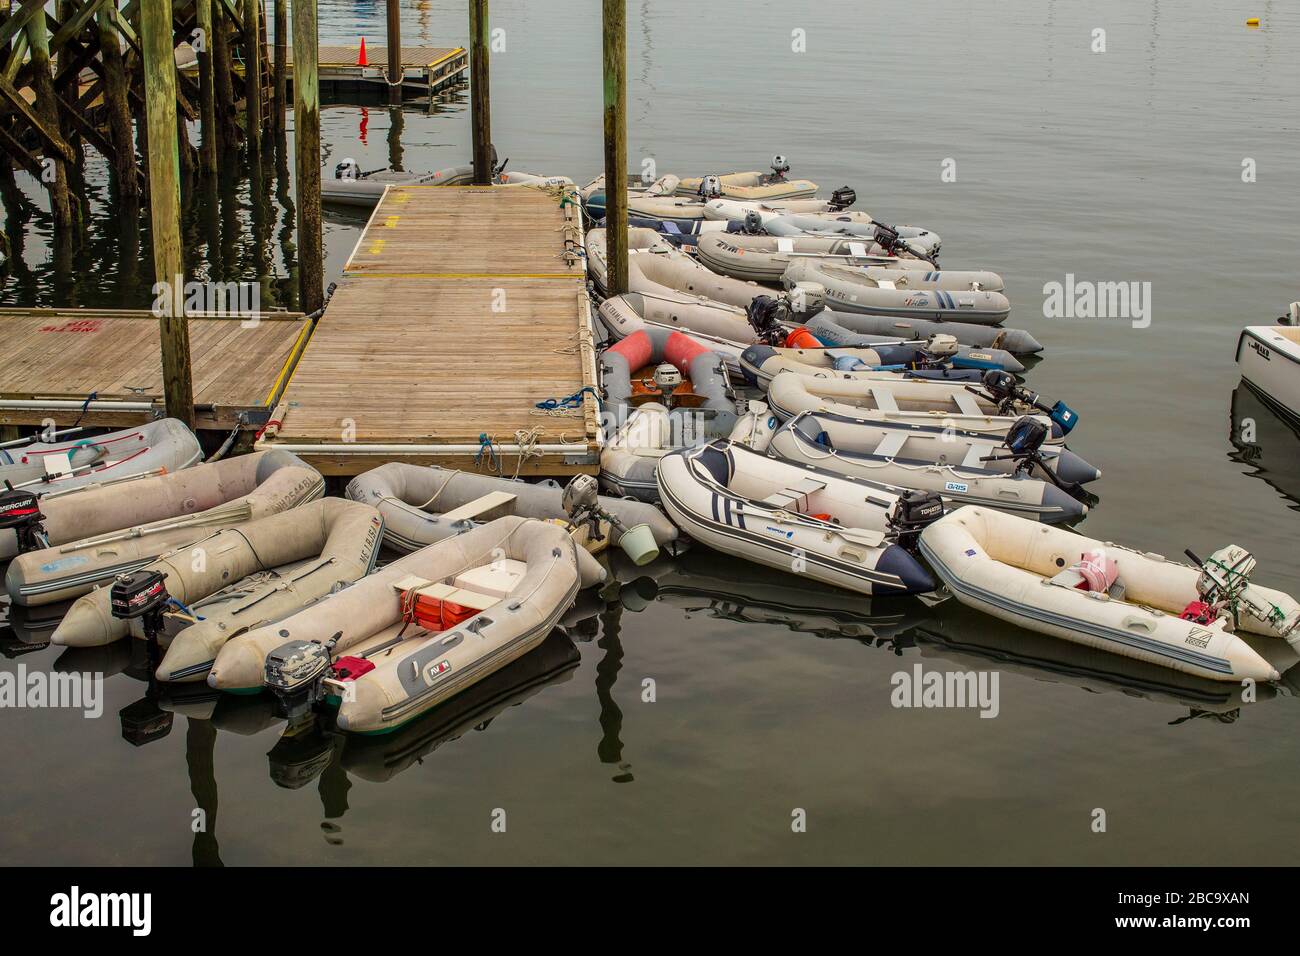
[474,433,501,474]
[534,386,599,412]
[512,426,545,480]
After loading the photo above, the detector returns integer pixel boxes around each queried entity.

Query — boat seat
[439,491,517,524]
[872,431,909,460]
[42,451,74,477]
[960,442,999,469]
[871,389,900,414]
[875,278,897,291]
[775,237,794,253]
[1047,568,1127,602]
[761,476,826,511]
[951,391,986,417]
[847,241,869,258]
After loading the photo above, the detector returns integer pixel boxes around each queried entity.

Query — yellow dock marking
[384,216,400,228]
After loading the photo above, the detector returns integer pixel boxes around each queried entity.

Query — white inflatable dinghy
[696,233,953,284]
[656,439,937,596]
[919,507,1300,682]
[213,517,598,731]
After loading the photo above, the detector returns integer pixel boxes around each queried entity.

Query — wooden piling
[601,0,628,296]
[212,3,238,148]
[244,0,263,154]
[386,0,401,105]
[272,0,286,131]
[22,10,75,231]
[140,0,196,428]
[97,7,141,197]
[468,0,492,183]
[195,0,218,172]
[292,0,323,312]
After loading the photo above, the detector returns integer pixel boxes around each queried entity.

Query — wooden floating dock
[0,310,312,432]
[285,45,469,95]
[259,184,599,477]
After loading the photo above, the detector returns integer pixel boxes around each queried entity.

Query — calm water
[2,0,1300,865]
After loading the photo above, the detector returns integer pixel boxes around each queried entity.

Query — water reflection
[1228,383,1300,512]
[906,593,1296,722]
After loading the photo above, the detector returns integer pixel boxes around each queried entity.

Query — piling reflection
[1228,383,1300,511]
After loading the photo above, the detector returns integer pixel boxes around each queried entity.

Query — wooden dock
[259,184,599,477]
[285,45,468,96]
[0,310,312,432]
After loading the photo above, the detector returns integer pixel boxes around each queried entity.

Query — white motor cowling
[729,400,777,452]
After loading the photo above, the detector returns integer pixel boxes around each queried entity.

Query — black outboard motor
[0,481,47,553]
[746,295,788,346]
[971,370,1079,435]
[829,186,856,210]
[979,415,1088,501]
[741,210,765,235]
[889,490,945,551]
[871,221,938,266]
[110,569,170,666]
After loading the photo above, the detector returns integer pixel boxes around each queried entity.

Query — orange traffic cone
[358,37,368,67]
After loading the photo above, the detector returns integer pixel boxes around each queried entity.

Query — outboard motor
[978,415,1088,502]
[562,474,659,565]
[769,155,790,180]
[110,569,170,665]
[888,490,945,551]
[828,186,856,211]
[972,370,1079,435]
[746,295,788,346]
[697,175,722,199]
[334,159,360,181]
[741,210,765,235]
[264,634,341,722]
[0,481,48,553]
[1183,546,1300,638]
[872,221,937,266]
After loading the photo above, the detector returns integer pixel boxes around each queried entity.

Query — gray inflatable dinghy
[321,162,475,207]
[807,308,1044,354]
[346,462,678,559]
[0,418,201,495]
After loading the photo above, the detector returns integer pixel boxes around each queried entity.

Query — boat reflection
[1228,383,1300,511]
[905,595,1298,722]
[609,548,929,648]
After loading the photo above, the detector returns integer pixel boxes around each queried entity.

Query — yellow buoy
[1246,17,1260,26]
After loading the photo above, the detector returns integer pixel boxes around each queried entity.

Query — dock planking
[0,309,311,431]
[284,45,468,94]
[260,185,599,477]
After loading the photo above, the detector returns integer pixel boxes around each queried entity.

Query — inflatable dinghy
[807,309,1044,355]
[739,342,1019,388]
[760,409,1091,523]
[601,327,734,424]
[674,167,819,201]
[784,259,1009,325]
[51,499,382,670]
[599,401,735,502]
[656,440,937,596]
[211,517,596,733]
[696,233,946,284]
[598,291,758,346]
[345,462,678,556]
[321,162,474,207]
[765,215,942,258]
[586,229,785,313]
[765,371,1073,441]
[0,419,202,502]
[919,507,1300,681]
[3,450,324,606]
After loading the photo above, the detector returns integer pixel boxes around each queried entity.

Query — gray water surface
[1,0,1299,865]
